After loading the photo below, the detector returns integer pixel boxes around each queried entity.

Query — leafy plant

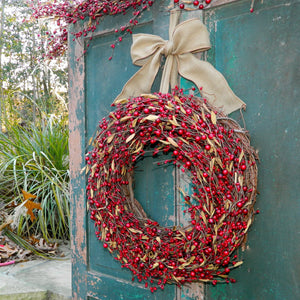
[0,114,70,242]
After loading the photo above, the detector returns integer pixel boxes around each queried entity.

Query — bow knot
[162,40,174,56]
[115,18,245,115]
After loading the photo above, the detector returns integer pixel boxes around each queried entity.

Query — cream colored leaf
[210,158,215,173]
[141,93,158,99]
[107,133,115,144]
[114,98,128,105]
[233,261,243,268]
[144,115,159,122]
[211,111,217,125]
[151,262,159,269]
[167,137,179,147]
[201,211,207,224]
[172,116,180,126]
[239,150,244,163]
[180,106,186,114]
[120,116,132,122]
[126,133,135,143]
[128,228,143,234]
[132,118,138,128]
[133,142,143,154]
[238,175,244,187]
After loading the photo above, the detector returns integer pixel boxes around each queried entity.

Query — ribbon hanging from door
[115,11,245,115]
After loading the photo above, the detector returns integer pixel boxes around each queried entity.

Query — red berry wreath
[86,90,258,292]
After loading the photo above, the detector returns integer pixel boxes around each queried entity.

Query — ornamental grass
[0,115,70,243]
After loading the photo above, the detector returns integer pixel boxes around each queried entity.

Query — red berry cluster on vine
[174,0,213,10]
[86,89,258,292]
[29,0,154,59]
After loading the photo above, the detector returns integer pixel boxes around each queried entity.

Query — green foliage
[0,114,70,241]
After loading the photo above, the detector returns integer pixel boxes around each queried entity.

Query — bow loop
[172,19,211,54]
[131,34,165,66]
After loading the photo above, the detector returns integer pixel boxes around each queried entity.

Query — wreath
[86,90,258,292]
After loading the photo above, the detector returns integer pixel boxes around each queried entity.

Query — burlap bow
[115,16,245,114]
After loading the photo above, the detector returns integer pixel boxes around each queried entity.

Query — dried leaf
[151,262,159,269]
[178,137,189,144]
[141,94,158,99]
[88,136,94,146]
[107,133,115,144]
[132,118,138,128]
[128,228,143,234]
[170,116,180,127]
[23,200,42,222]
[192,113,199,122]
[245,218,252,233]
[22,190,36,201]
[233,261,243,268]
[210,158,215,173]
[211,111,217,125]
[239,150,244,163]
[238,175,244,187]
[218,274,229,279]
[126,133,135,144]
[120,116,132,122]
[143,115,159,122]
[156,237,161,244]
[109,112,117,120]
[171,274,180,283]
[80,166,87,174]
[201,211,207,224]
[159,139,170,145]
[114,98,128,105]
[167,137,179,147]
[133,142,143,154]
[180,105,186,114]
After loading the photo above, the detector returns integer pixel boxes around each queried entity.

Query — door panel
[69,1,203,299]
[84,4,178,298]
[204,0,300,299]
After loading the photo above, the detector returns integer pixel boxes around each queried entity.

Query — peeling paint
[181,283,205,300]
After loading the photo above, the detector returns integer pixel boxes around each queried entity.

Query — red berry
[240,164,247,171]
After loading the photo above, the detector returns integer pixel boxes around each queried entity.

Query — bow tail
[160,56,179,94]
[114,51,162,102]
[178,53,246,115]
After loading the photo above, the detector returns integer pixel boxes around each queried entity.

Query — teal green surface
[204,0,300,299]
[82,0,179,298]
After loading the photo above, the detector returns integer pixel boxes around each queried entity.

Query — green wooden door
[69,0,299,299]
[203,0,300,299]
[69,1,204,299]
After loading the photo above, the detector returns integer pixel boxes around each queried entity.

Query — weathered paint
[69,0,206,298]
[69,0,300,298]
[203,0,300,299]
[69,17,89,300]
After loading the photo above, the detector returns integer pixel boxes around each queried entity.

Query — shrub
[0,115,70,241]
